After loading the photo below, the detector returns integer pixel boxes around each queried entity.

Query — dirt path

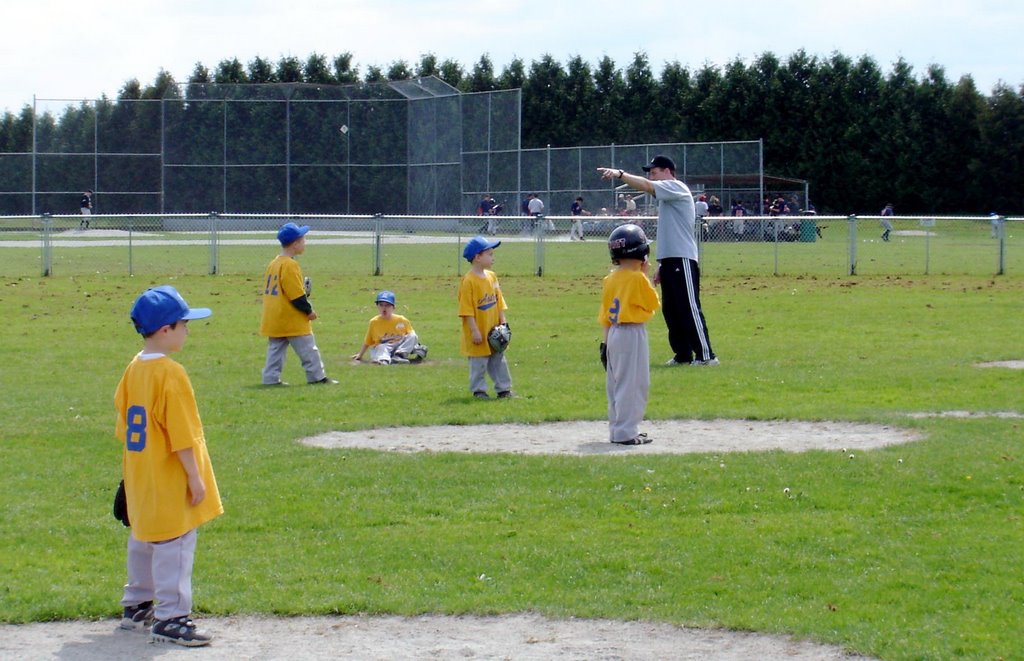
[1,613,874,660]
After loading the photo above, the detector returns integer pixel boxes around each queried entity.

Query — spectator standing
[569,196,591,240]
[880,202,894,241]
[695,194,709,241]
[528,193,548,232]
[730,201,747,241]
[79,190,93,229]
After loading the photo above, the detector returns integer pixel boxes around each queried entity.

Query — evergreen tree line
[2,50,1022,214]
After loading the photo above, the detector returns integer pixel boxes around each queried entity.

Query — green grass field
[1,258,1022,658]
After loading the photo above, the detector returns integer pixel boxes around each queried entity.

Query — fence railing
[0,213,1016,279]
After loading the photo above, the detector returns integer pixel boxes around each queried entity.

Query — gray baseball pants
[262,335,326,384]
[369,331,419,364]
[606,323,650,442]
[468,353,512,395]
[122,528,197,621]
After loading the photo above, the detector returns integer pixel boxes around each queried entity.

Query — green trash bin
[799,219,817,242]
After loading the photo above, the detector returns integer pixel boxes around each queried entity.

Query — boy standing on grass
[115,285,222,647]
[458,236,513,399]
[260,222,337,386]
[599,224,660,445]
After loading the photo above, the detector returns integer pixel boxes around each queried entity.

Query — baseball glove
[409,343,428,362]
[487,323,512,353]
[113,480,130,527]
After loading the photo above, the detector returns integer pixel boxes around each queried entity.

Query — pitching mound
[301,419,920,455]
[976,360,1024,369]
[0,614,875,660]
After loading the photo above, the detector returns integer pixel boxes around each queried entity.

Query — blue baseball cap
[375,290,396,305]
[130,285,212,335]
[463,236,501,262]
[277,222,310,245]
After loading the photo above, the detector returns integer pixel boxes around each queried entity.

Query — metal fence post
[40,213,52,277]
[374,213,383,276]
[772,218,780,276]
[534,214,545,276]
[997,216,1006,276]
[128,216,134,276]
[847,214,858,275]
[208,212,219,275]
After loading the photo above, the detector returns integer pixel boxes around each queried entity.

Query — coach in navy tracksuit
[597,155,718,366]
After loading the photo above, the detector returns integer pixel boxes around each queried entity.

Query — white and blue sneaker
[119,601,154,631]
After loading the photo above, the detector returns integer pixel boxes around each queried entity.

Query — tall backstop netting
[2,79,786,218]
[3,78,521,217]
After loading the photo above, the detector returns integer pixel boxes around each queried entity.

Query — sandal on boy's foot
[151,616,213,647]
[612,433,652,446]
[119,601,154,631]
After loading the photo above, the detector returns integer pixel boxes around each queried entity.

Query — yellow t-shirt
[260,254,311,337]
[115,354,223,542]
[363,314,414,346]
[598,268,660,327]
[457,269,507,357]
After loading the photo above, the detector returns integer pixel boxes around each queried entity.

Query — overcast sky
[4,0,1020,115]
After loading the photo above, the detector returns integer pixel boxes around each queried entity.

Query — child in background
[351,290,426,365]
[115,285,222,646]
[599,224,660,445]
[458,236,513,399]
[260,222,336,385]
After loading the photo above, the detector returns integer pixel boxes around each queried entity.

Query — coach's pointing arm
[597,167,655,195]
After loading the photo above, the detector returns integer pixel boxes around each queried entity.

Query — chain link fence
[0,213,1016,280]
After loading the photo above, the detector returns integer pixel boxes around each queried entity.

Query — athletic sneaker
[151,616,213,647]
[310,377,339,384]
[691,358,720,366]
[496,390,514,399]
[119,601,154,631]
[391,355,410,364]
[664,357,689,366]
[612,433,652,446]
[473,391,490,400]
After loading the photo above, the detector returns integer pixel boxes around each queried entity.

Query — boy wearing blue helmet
[458,236,513,399]
[260,222,336,385]
[351,290,425,365]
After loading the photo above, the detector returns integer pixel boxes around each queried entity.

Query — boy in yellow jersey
[599,224,660,445]
[351,290,425,365]
[115,285,222,646]
[458,236,513,399]
[260,222,336,385]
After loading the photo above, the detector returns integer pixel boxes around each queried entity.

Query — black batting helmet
[608,223,650,262]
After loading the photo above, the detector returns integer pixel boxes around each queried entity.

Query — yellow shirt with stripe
[115,354,223,542]
[457,269,507,357]
[598,268,660,327]
[260,254,311,337]
[363,314,414,346]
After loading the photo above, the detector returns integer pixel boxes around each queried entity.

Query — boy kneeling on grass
[351,290,427,365]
